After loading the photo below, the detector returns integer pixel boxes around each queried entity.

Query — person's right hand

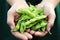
[7,2,32,40]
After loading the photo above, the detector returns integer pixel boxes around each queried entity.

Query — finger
[34,31,48,37]
[47,11,56,32]
[24,32,33,39]
[26,29,31,33]
[30,30,35,35]
[11,32,28,40]
[44,5,56,32]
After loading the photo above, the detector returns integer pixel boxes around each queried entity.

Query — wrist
[42,0,59,9]
[36,1,55,9]
[7,0,27,6]
[13,0,26,5]
[13,0,28,6]
[10,0,28,11]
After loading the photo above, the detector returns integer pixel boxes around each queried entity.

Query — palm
[29,3,56,37]
[7,3,33,40]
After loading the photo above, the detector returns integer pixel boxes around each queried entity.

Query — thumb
[7,8,15,30]
[47,12,56,32]
[7,13,15,30]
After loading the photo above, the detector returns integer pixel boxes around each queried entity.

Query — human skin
[7,0,32,40]
[7,0,60,40]
[29,0,60,37]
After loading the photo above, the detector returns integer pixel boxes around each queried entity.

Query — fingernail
[48,28,50,32]
[11,25,15,30]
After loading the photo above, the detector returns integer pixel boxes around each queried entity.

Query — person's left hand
[28,1,56,37]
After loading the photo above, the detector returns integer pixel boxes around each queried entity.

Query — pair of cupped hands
[7,1,56,40]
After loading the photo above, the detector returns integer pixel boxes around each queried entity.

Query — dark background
[0,0,60,40]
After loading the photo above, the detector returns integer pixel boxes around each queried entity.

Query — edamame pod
[26,21,38,28]
[17,8,36,18]
[13,20,21,31]
[20,22,26,33]
[41,27,46,32]
[40,20,47,27]
[31,23,41,30]
[25,15,46,25]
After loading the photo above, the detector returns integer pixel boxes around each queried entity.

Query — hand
[7,3,32,40]
[29,2,56,37]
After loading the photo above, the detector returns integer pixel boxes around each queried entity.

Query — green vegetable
[31,23,41,30]
[25,15,46,25]
[13,4,48,33]
[20,21,26,33]
[13,20,21,31]
[40,20,47,27]
[41,27,46,31]
[26,21,38,28]
[17,8,36,18]
[29,4,36,11]
[37,7,44,13]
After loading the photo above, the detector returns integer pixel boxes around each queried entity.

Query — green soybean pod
[20,22,26,33]
[20,22,23,33]
[32,8,39,15]
[29,4,39,15]
[37,7,44,13]
[16,15,31,22]
[31,23,41,30]
[13,20,21,31]
[26,21,38,28]
[13,23,19,32]
[17,8,36,18]
[37,7,44,16]
[41,27,46,32]
[29,4,36,11]
[29,6,43,16]
[25,15,46,25]
[21,15,31,21]
[23,22,26,32]
[38,12,44,16]
[40,20,47,27]
[38,29,41,32]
